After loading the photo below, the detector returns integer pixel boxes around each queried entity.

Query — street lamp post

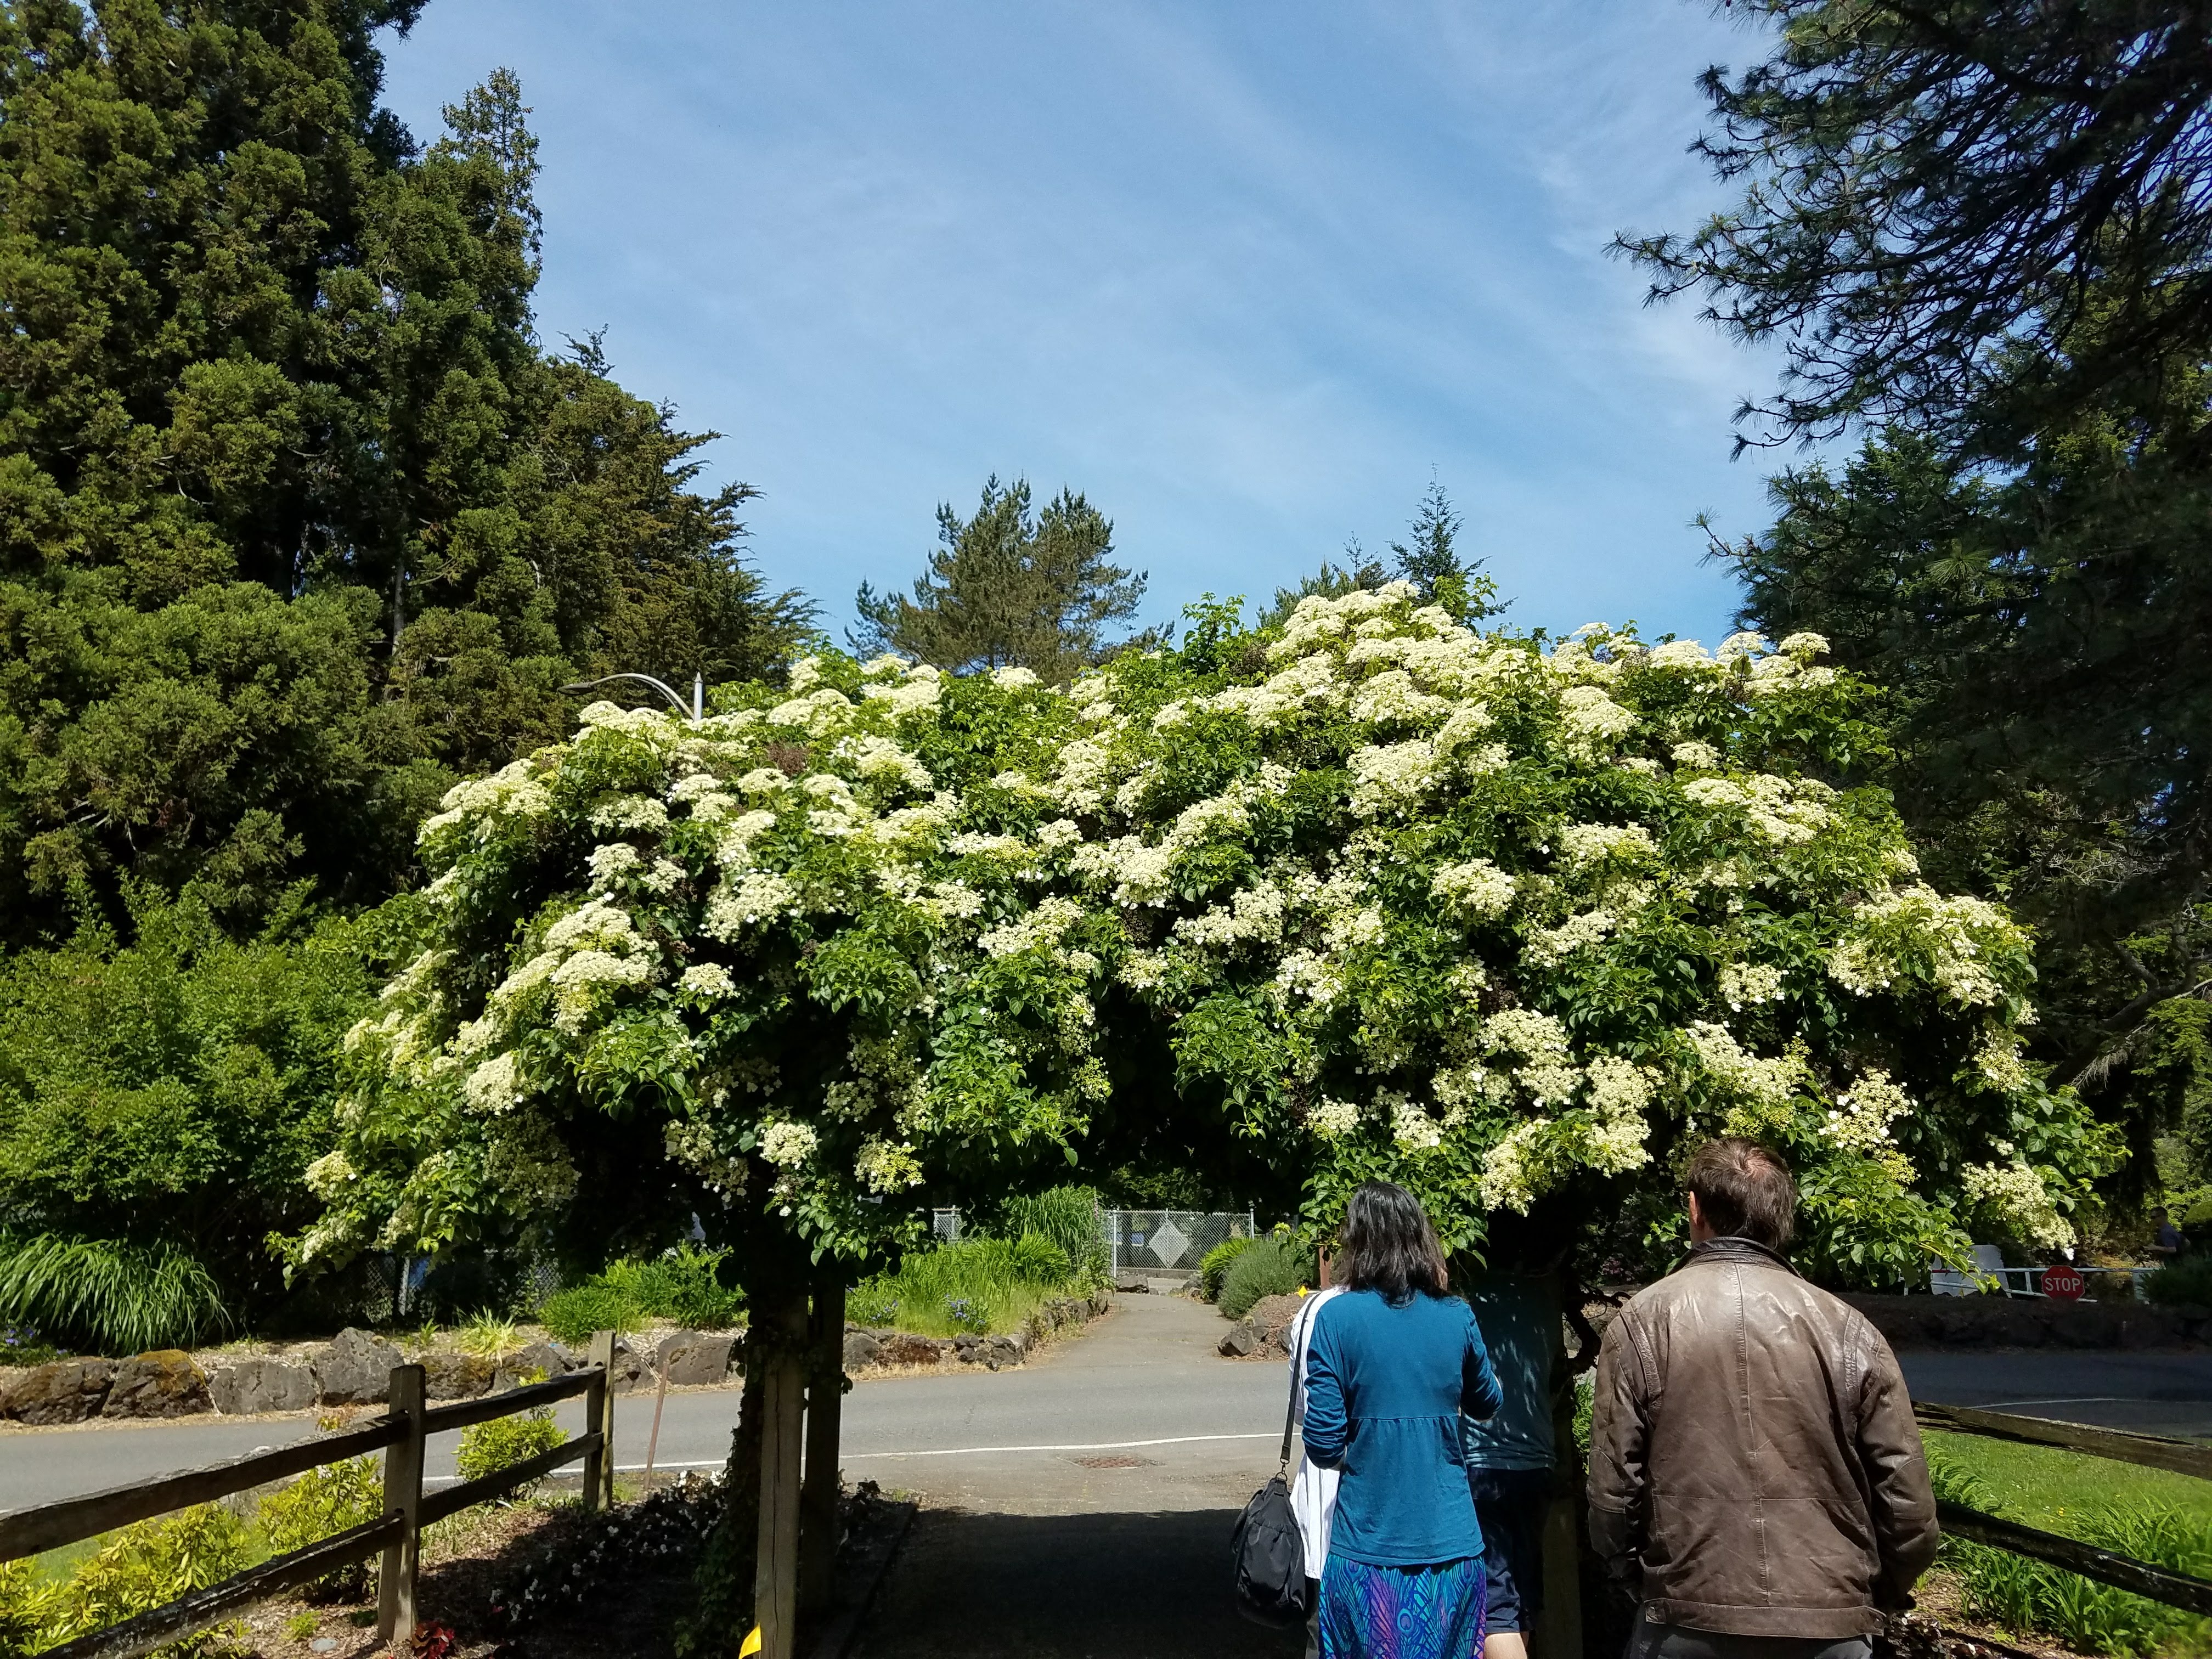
[558,670,705,723]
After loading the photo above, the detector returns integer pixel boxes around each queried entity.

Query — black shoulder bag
[1229,1342,1312,1627]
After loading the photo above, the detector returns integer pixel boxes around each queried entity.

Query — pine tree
[1388,479,1502,624]
[0,4,807,934]
[850,476,1148,682]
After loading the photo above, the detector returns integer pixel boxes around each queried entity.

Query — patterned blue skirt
[1316,1554,1486,1659]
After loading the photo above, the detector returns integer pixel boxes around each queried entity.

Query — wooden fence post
[753,1282,809,1659]
[798,1272,847,1620]
[583,1330,615,1512]
[376,1363,426,1646]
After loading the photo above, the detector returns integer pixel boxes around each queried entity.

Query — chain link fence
[1104,1210,1257,1282]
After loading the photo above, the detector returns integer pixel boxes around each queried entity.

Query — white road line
[840,1432,1280,1460]
[1973,1397,2133,1409]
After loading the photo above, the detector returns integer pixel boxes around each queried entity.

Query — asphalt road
[9,1297,2212,1519]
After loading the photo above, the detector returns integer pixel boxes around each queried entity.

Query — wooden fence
[0,1331,619,1659]
[1916,1400,2212,1616]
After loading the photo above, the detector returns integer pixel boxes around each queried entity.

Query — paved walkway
[849,1294,1299,1658]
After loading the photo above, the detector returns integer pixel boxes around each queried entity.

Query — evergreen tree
[850,476,1148,682]
[0,4,807,936]
[1639,1,2212,1204]
[1260,481,1499,630]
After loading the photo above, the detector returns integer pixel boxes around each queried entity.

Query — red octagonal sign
[2041,1265,2086,1300]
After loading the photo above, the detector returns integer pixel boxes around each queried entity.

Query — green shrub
[453,1311,520,1361]
[257,1457,381,1600]
[51,1504,253,1655]
[539,1284,644,1347]
[1219,1235,1313,1320]
[540,1244,743,1343]
[1927,1447,2211,1655]
[0,1234,231,1356]
[2144,1257,2212,1307]
[0,1558,57,1659]
[997,1187,1109,1286]
[849,1233,1080,1337]
[455,1409,568,1499]
[1199,1237,1255,1302]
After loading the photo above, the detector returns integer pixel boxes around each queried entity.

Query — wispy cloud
[380,0,1785,643]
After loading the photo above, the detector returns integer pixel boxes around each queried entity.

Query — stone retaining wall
[841,1290,1114,1374]
[1,1290,1118,1424]
[0,1325,743,1425]
[1841,1292,2210,1350]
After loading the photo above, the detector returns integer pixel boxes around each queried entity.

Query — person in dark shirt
[2152,1207,2187,1261]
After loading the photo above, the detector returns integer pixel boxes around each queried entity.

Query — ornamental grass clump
[1200,1236,1255,1301]
[850,1233,1078,1337]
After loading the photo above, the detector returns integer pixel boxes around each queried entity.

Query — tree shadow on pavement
[854,1508,1303,1659]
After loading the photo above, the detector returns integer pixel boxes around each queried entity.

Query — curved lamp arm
[558,671,706,723]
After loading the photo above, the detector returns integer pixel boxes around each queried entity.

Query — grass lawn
[1924,1430,2212,1536]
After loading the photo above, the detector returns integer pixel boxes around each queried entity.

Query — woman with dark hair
[1302,1181,1503,1658]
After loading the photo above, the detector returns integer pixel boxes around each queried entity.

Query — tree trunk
[799,1270,847,1623]
[752,1273,809,1659]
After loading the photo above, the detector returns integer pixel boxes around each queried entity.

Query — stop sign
[2041,1265,2086,1299]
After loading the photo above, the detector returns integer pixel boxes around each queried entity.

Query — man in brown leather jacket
[1588,1138,1938,1659]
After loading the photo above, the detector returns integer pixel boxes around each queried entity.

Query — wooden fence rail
[0,1330,617,1659]
[1917,1399,2212,1617]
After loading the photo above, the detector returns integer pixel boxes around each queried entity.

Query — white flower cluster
[1828,1069,1911,1154]
[1685,1021,1796,1110]
[1829,885,2019,1006]
[759,1121,819,1167]
[1432,859,1516,918]
[1960,1159,2074,1249]
[1524,908,1616,967]
[1719,962,1785,1009]
[1558,823,1655,868]
[1679,775,1833,845]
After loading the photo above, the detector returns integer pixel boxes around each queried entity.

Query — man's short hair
[1685,1137,1796,1250]
[2155,1206,2170,1218]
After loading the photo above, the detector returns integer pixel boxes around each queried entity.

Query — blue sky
[378,2,1784,647]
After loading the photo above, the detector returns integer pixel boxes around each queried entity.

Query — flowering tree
[298,584,2115,1294]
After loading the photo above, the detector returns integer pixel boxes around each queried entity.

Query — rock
[492,1341,573,1391]
[207,1356,318,1416]
[842,1330,883,1370]
[1218,1322,1257,1358]
[420,1352,495,1400]
[877,1333,944,1368]
[658,1331,735,1386]
[313,1327,404,1406]
[1087,1291,1113,1318]
[982,1335,1024,1369]
[1246,1294,1306,1351]
[608,1339,650,1394]
[3,1358,115,1424]
[103,1351,211,1418]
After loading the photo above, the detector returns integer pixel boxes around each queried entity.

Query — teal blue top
[1301,1286,1502,1567]
[1460,1275,1557,1471]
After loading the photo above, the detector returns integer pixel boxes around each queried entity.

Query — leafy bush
[2144,1257,2212,1307]
[0,890,377,1337]
[0,1558,57,1659]
[539,1285,643,1347]
[539,1244,744,1344]
[257,1456,382,1600]
[1795,1158,1976,1291]
[453,1312,520,1360]
[1927,1447,2212,1655]
[0,1325,57,1368]
[49,1504,253,1655]
[1199,1237,1255,1302]
[997,1187,1109,1286]
[849,1233,1081,1337]
[455,1408,568,1498]
[1219,1235,1313,1320]
[0,1234,232,1355]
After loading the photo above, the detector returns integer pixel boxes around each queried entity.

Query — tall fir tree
[850,476,1148,682]
[0,2,808,936]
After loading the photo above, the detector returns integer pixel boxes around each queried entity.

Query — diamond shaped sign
[1148,1218,1190,1267]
